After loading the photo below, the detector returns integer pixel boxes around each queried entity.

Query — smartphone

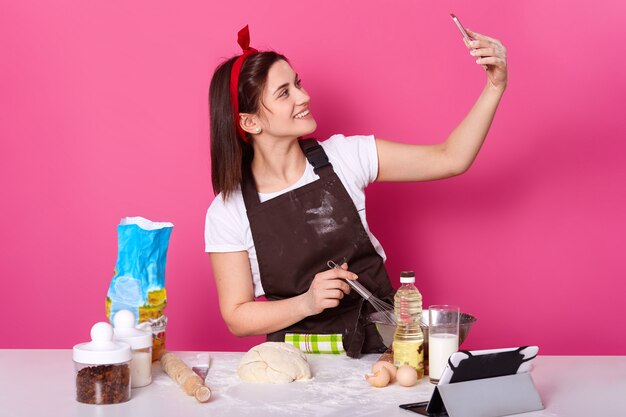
[450,13,488,70]
[450,13,472,42]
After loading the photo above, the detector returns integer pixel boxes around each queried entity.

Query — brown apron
[241,138,394,357]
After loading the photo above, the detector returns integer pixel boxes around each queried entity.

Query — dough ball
[237,342,312,383]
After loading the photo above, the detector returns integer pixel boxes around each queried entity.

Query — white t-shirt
[204,133,387,297]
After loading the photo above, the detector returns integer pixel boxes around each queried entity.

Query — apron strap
[241,157,261,208]
[299,138,334,177]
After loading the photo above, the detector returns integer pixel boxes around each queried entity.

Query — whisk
[327,259,396,325]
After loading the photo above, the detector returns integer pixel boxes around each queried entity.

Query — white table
[1,350,624,416]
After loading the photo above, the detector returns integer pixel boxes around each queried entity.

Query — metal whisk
[327,259,396,325]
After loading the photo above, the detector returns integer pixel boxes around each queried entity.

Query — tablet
[438,346,539,385]
[399,346,539,416]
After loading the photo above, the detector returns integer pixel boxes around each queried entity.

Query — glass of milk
[428,305,460,384]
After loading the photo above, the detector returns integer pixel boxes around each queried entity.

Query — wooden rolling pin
[160,351,211,403]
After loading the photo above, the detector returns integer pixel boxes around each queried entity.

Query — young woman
[205,25,507,357]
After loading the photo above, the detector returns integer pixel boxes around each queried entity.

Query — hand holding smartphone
[450,13,488,70]
[450,14,472,43]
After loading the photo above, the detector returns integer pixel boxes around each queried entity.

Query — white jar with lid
[73,322,132,404]
[113,310,153,388]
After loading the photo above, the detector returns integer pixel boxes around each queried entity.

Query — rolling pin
[160,351,211,403]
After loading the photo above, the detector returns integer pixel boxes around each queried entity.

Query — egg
[364,366,391,388]
[372,360,397,383]
[396,365,418,387]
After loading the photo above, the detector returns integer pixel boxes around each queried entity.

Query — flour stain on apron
[306,190,344,237]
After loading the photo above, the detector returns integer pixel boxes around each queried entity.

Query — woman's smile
[294,109,312,120]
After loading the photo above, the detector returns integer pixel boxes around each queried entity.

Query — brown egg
[396,365,418,387]
[372,361,397,383]
[364,366,391,388]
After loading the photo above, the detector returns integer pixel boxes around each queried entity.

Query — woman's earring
[255,127,261,133]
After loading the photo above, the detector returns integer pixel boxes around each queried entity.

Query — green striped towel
[284,333,345,354]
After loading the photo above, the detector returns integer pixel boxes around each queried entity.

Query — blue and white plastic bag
[106,216,173,361]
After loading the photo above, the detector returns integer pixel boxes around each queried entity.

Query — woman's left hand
[464,28,508,92]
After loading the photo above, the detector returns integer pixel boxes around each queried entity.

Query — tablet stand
[426,372,544,417]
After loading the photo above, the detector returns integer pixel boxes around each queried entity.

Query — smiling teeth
[294,109,310,119]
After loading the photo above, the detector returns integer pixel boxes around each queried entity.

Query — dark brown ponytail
[209,51,288,200]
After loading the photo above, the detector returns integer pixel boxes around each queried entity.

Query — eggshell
[364,367,391,388]
[372,361,397,383]
[396,365,418,387]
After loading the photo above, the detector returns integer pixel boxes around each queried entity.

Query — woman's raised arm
[375,28,507,183]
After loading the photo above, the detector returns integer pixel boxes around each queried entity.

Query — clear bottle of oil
[392,271,424,380]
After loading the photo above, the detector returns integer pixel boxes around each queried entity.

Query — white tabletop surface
[1,350,625,417]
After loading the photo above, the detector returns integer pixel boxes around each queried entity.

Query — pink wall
[2,1,625,355]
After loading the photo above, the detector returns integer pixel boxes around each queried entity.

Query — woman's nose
[294,87,310,104]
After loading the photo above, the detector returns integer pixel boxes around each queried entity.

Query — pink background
[2,1,625,355]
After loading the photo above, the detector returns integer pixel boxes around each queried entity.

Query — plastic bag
[106,216,174,361]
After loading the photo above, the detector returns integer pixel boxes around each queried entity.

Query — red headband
[230,25,258,142]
